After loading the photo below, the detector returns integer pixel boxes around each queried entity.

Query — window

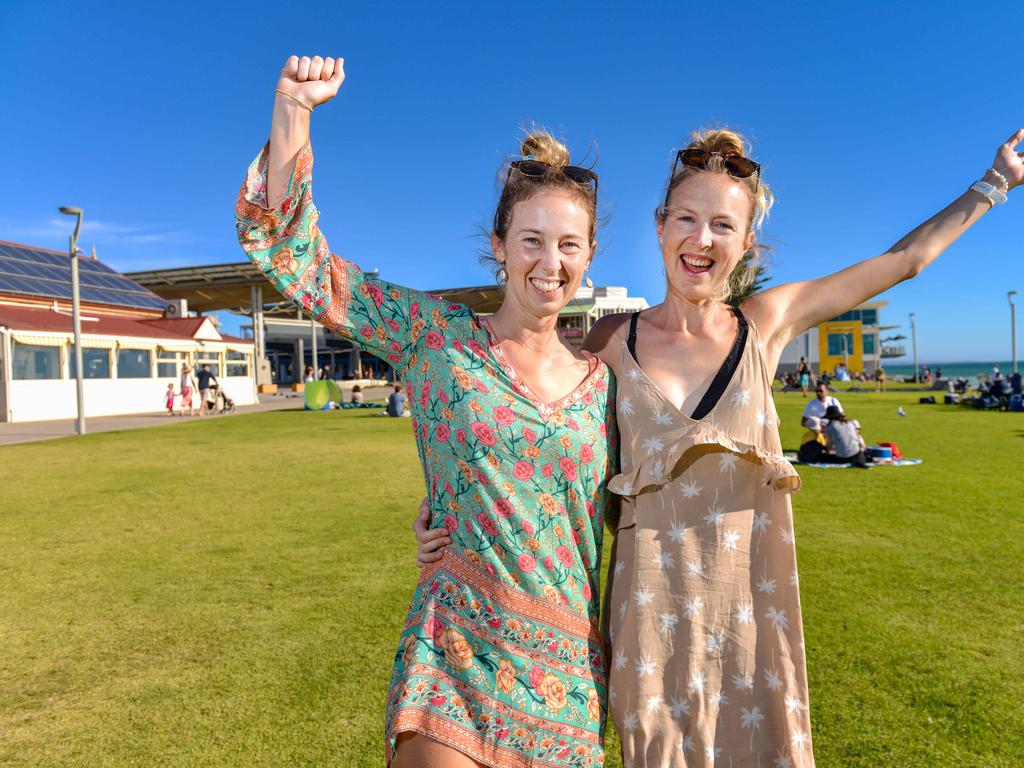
[69,346,111,379]
[117,349,152,378]
[157,350,182,378]
[195,350,221,376]
[827,333,855,356]
[861,309,878,326]
[13,343,61,380]
[862,334,876,355]
[226,350,250,377]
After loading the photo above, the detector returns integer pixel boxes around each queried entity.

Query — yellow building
[816,300,889,375]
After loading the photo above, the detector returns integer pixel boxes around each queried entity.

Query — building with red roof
[0,241,256,423]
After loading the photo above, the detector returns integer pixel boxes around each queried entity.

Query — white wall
[777,329,819,373]
[9,376,257,422]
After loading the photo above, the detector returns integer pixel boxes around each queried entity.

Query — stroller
[209,384,237,415]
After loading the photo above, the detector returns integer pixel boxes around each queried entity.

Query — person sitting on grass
[386,384,406,417]
[823,404,870,468]
[798,415,828,463]
[803,381,843,428]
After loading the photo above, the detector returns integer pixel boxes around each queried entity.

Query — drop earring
[498,266,508,282]
[585,273,593,288]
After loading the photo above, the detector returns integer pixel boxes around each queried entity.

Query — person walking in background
[164,383,177,416]
[797,356,811,396]
[875,364,887,391]
[178,364,196,417]
[196,364,217,417]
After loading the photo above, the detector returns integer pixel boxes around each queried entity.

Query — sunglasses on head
[661,148,760,211]
[674,148,760,179]
[507,159,599,194]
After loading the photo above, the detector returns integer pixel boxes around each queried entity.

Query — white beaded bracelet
[987,167,1009,193]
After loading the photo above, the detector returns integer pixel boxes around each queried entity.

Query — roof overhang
[126,262,506,315]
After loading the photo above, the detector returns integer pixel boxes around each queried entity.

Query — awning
[158,343,197,353]
[78,338,119,349]
[12,333,70,346]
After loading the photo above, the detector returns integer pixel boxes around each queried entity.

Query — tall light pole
[908,312,918,383]
[1010,291,1018,374]
[59,206,86,435]
[310,316,319,378]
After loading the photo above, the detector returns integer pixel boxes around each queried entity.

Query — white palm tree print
[740,705,765,749]
[680,478,702,497]
[766,606,789,631]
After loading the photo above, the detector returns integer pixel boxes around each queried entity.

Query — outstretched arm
[746,129,1024,354]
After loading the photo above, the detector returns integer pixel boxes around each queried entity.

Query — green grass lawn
[1,394,1021,767]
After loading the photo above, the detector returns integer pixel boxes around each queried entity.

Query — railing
[881,345,906,358]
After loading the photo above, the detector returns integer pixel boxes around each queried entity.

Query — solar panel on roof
[0,244,167,310]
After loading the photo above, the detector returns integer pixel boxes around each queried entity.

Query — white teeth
[530,278,563,292]
[682,256,712,268]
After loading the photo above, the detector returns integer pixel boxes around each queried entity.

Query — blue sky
[1,1,1020,362]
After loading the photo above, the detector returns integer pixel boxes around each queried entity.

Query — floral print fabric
[236,143,617,768]
[604,316,814,768]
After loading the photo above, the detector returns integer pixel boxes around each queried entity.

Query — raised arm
[746,129,1024,356]
[237,55,450,376]
[267,55,345,207]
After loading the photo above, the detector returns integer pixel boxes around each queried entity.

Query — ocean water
[883,361,1016,381]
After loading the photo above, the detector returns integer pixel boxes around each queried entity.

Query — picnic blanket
[784,452,922,469]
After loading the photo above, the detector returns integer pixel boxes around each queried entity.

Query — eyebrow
[668,206,739,221]
[516,228,587,240]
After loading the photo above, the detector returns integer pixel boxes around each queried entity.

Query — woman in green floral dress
[236,55,617,768]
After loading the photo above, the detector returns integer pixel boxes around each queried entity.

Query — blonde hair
[656,128,775,302]
[485,130,598,281]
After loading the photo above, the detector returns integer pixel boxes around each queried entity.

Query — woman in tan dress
[420,128,1024,766]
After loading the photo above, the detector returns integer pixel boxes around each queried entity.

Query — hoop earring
[498,266,508,282]
[585,273,593,288]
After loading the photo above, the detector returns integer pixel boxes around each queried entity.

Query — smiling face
[656,172,755,304]
[491,190,593,321]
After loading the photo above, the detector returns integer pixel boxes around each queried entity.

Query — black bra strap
[690,306,748,420]
[627,311,641,366]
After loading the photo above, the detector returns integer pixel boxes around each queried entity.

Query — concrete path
[0,386,394,447]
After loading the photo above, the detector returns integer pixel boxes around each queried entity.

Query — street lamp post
[59,206,86,435]
[1010,291,1018,375]
[909,312,918,383]
[310,317,319,379]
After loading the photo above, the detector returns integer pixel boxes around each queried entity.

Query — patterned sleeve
[236,142,432,375]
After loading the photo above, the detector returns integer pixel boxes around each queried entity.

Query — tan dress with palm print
[605,309,814,768]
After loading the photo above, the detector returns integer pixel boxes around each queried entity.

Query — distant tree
[728,249,771,307]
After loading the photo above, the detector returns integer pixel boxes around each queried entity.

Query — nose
[538,241,563,273]
[694,223,714,250]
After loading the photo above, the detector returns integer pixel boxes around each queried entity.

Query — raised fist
[275,55,345,110]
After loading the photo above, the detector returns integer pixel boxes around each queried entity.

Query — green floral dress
[236,143,617,768]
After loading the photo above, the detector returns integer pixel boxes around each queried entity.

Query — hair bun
[688,128,748,158]
[520,131,570,167]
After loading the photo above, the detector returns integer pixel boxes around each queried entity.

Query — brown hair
[656,128,775,301]
[484,131,598,281]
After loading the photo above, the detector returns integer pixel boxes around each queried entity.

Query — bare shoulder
[582,312,632,362]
